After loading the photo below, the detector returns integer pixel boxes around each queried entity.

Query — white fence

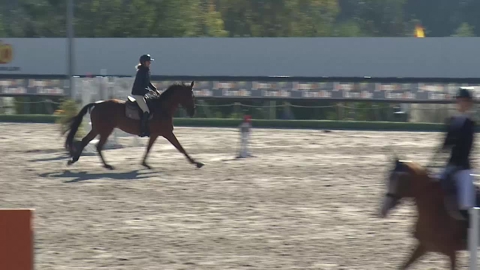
[73,76,142,150]
[471,207,480,269]
[73,76,133,104]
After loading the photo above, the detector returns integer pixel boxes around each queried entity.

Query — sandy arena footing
[0,123,477,269]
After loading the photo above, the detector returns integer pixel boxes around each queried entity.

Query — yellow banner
[415,25,425,38]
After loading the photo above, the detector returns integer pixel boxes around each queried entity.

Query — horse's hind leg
[96,129,114,170]
[67,130,98,166]
[400,243,426,269]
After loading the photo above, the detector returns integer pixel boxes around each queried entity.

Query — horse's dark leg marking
[96,129,114,170]
[399,243,426,269]
[67,130,97,166]
[163,132,203,168]
[141,135,158,169]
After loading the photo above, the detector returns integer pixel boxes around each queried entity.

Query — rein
[384,167,440,200]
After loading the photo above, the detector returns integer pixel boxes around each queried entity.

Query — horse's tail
[64,102,96,151]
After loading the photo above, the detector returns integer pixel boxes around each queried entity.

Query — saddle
[125,96,154,121]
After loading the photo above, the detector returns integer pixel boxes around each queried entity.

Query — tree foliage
[452,22,475,37]
[1,0,479,38]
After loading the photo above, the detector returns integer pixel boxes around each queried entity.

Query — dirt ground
[0,123,478,269]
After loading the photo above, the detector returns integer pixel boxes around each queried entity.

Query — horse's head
[178,81,196,117]
[379,156,430,218]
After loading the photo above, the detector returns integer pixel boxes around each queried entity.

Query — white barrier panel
[470,207,480,270]
[74,76,143,152]
[108,77,143,147]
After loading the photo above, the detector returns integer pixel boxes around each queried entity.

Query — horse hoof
[67,159,74,166]
[142,162,152,169]
[104,164,115,170]
[196,162,204,169]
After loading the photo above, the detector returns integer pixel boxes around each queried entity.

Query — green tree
[4,0,480,39]
[0,0,207,37]
[452,22,475,37]
[352,0,408,37]
[0,14,5,37]
[217,0,339,37]
[2,0,65,37]
[332,21,363,36]
[75,0,202,37]
[201,2,229,37]
[404,0,472,37]
[457,0,480,37]
[288,0,339,37]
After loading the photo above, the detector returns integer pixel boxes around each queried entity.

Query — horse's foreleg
[399,243,426,269]
[163,132,204,168]
[447,251,457,270]
[96,130,114,170]
[67,130,97,166]
[141,135,158,169]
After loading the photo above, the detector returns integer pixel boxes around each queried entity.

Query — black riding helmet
[139,54,154,64]
[456,87,473,100]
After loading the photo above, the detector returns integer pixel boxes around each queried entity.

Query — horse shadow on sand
[30,153,74,162]
[39,169,158,183]
[220,156,258,162]
[29,151,97,163]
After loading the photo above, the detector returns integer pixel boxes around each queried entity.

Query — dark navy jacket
[442,115,475,169]
[131,65,156,96]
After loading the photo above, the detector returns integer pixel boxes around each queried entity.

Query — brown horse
[379,157,480,269]
[63,81,204,170]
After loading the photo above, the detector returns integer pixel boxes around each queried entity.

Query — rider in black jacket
[131,54,159,137]
[440,87,476,219]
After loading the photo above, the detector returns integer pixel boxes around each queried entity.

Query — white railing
[470,207,480,269]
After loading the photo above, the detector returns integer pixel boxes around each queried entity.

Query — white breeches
[132,95,150,113]
[441,166,475,209]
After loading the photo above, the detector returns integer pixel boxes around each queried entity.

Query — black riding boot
[140,112,150,137]
[460,209,470,224]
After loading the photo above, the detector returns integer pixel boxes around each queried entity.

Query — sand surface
[0,123,478,269]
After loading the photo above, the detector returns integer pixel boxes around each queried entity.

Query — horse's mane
[401,160,430,179]
[149,83,187,103]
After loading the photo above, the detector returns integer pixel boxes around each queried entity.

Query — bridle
[383,146,445,202]
[384,168,438,201]
[384,170,406,201]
